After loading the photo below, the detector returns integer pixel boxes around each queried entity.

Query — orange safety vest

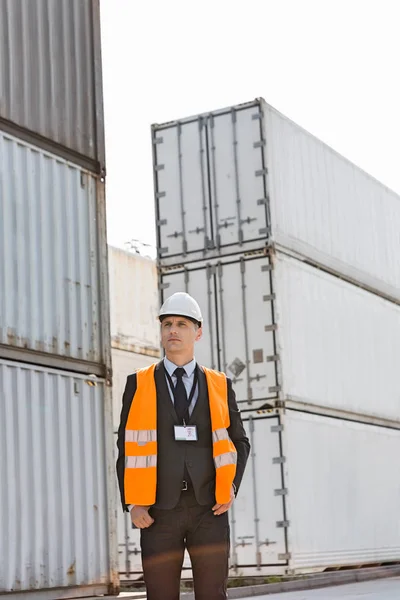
[124,363,237,506]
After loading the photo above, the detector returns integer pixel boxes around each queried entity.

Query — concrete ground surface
[115,576,400,600]
[238,577,400,599]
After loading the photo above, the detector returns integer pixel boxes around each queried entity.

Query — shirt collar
[164,357,196,378]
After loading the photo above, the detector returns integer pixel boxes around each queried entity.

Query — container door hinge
[276,521,290,528]
[167,231,183,239]
[267,354,279,362]
[278,553,291,561]
[271,424,284,432]
[269,385,281,393]
[274,488,288,496]
[272,456,286,465]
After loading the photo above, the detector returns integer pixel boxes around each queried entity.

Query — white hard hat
[159,292,203,325]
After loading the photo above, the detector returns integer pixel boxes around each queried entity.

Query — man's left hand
[212,485,235,516]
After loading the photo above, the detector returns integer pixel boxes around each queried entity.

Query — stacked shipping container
[151,98,400,575]
[0,1,117,597]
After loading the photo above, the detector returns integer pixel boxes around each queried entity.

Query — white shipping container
[116,410,400,577]
[0,359,117,597]
[108,247,160,355]
[160,255,278,413]
[273,253,400,422]
[160,251,400,424]
[152,99,400,302]
[0,132,109,374]
[231,410,400,573]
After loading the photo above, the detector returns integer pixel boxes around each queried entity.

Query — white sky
[100,0,400,252]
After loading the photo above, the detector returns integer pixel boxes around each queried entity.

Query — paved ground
[115,576,400,599]
[240,577,400,599]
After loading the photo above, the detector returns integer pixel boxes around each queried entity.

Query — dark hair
[160,314,202,328]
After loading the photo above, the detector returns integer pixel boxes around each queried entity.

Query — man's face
[161,315,202,356]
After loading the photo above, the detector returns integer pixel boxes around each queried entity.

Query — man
[116,292,250,600]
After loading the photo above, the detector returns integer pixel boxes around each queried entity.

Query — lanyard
[165,368,198,407]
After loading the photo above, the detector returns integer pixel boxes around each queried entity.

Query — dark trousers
[140,489,230,600]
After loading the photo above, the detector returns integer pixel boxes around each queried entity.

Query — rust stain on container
[67,561,76,576]
[35,340,45,352]
[7,328,17,343]
[112,337,161,358]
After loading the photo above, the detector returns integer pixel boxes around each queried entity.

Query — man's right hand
[130,506,154,529]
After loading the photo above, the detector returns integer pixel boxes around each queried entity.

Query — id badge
[174,425,198,441]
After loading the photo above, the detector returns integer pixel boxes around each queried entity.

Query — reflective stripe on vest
[124,363,237,505]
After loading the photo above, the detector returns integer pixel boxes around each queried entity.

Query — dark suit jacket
[116,361,250,511]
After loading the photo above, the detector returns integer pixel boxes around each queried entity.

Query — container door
[160,265,219,370]
[153,120,213,261]
[215,255,278,408]
[207,103,269,251]
[231,415,287,570]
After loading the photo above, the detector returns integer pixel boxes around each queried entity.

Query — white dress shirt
[164,357,199,416]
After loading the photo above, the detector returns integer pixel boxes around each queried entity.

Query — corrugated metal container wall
[274,253,400,423]
[108,247,160,355]
[0,132,105,371]
[0,0,104,168]
[0,359,111,594]
[264,101,400,301]
[282,411,400,571]
[153,99,400,303]
[234,412,400,573]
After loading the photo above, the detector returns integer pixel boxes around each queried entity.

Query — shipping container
[0,358,117,597]
[108,247,160,356]
[0,131,110,376]
[231,410,400,574]
[0,0,104,171]
[160,251,400,424]
[116,410,400,578]
[152,98,400,302]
